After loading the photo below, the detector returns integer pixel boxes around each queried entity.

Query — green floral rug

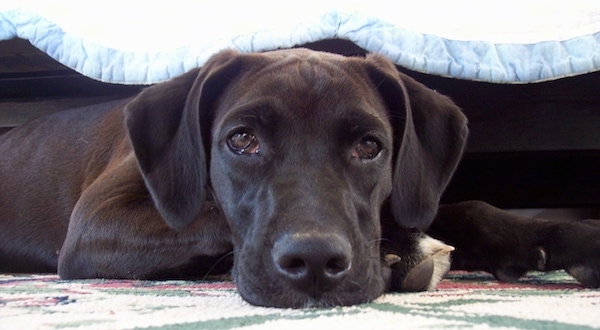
[1,271,599,329]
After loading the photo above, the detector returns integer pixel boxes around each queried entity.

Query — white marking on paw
[419,235,454,291]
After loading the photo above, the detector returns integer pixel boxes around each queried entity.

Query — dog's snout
[273,232,352,295]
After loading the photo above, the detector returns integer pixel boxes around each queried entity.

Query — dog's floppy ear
[365,54,468,231]
[125,50,244,230]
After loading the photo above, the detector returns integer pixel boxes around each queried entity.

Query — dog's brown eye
[228,131,260,155]
[353,138,381,159]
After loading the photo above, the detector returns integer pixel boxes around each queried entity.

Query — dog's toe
[567,264,600,288]
[383,254,402,267]
[493,268,525,283]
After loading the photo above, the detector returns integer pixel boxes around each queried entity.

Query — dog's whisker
[346,279,366,293]
[201,251,234,281]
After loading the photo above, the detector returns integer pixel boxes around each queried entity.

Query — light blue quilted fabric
[2,8,599,84]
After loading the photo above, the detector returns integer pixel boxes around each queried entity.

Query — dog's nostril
[278,257,308,278]
[276,253,350,281]
[287,258,306,271]
[276,254,350,279]
[325,257,351,276]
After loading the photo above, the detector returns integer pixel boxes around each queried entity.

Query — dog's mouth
[231,236,387,308]
[234,267,386,308]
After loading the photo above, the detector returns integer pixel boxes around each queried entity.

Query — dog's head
[125,49,467,307]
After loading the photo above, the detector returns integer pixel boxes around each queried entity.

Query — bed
[1,1,599,208]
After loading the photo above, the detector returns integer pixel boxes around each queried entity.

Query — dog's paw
[564,221,600,288]
[553,221,600,288]
[536,220,600,288]
[385,235,454,292]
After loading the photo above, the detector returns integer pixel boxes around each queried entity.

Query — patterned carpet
[1,271,599,329]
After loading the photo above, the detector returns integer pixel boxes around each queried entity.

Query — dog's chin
[234,266,387,308]
[236,282,384,309]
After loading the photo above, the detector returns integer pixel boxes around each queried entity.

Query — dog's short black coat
[0,49,598,308]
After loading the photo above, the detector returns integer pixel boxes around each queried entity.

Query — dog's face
[126,49,467,308]
[209,51,394,307]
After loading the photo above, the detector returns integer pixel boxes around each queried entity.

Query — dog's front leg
[57,158,232,280]
[428,201,600,288]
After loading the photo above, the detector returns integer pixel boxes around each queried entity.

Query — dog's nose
[272,232,352,295]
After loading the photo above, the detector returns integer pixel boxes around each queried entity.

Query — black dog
[0,49,598,308]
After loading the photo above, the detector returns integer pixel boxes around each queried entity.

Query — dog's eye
[227,131,260,155]
[352,138,381,160]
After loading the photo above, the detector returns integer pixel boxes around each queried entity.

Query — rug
[1,271,599,329]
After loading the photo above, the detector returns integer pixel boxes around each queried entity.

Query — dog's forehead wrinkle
[237,56,389,125]
[221,98,274,124]
[255,54,356,95]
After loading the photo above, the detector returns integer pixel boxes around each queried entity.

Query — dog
[1,49,598,308]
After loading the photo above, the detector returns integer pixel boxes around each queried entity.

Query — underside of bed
[1,37,598,210]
